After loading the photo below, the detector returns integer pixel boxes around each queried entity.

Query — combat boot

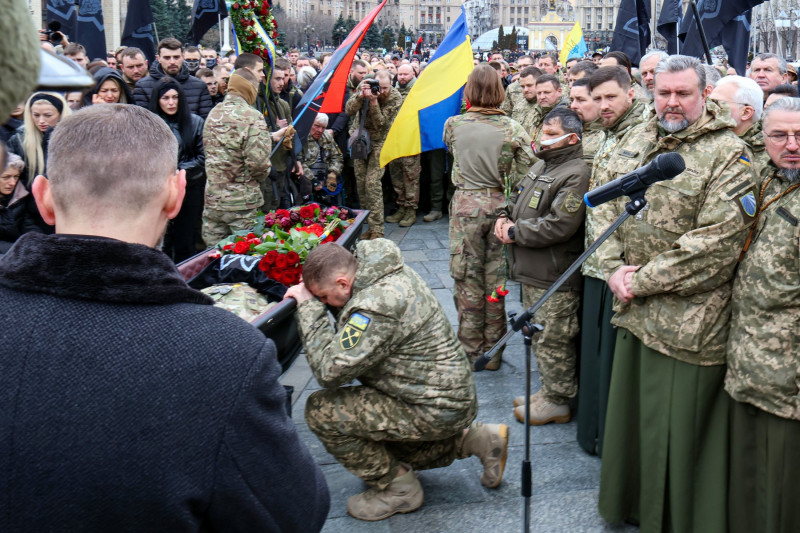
[458,421,509,488]
[385,207,406,224]
[514,398,570,426]
[512,389,544,408]
[398,209,417,227]
[423,210,443,222]
[346,465,424,521]
[483,352,502,371]
[359,230,374,241]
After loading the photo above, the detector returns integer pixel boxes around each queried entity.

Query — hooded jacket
[85,67,134,106]
[133,61,213,119]
[595,99,758,365]
[508,141,590,291]
[0,180,41,253]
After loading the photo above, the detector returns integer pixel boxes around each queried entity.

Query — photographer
[344,70,402,239]
[297,113,343,205]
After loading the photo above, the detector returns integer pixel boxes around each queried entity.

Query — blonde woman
[8,92,72,185]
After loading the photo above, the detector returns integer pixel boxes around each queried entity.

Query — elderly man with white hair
[297,113,344,204]
[710,75,769,183]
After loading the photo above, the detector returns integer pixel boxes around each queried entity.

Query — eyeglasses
[765,132,800,144]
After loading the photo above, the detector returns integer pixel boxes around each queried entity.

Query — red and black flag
[414,36,423,55]
[290,0,387,152]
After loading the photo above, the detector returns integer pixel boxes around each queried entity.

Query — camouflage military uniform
[596,99,759,533]
[444,110,534,361]
[740,122,772,185]
[581,120,605,166]
[202,93,272,246]
[201,283,275,322]
[388,78,422,212]
[725,172,800,533]
[297,239,477,489]
[500,80,532,117]
[345,83,403,236]
[506,142,590,404]
[262,92,292,210]
[300,130,343,199]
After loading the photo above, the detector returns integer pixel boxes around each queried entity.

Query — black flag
[46,0,77,43]
[121,0,156,63]
[610,0,651,66]
[679,0,765,67]
[73,0,107,61]
[187,0,229,46]
[657,0,682,55]
[720,11,753,76]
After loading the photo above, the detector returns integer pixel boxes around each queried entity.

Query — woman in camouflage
[444,65,534,370]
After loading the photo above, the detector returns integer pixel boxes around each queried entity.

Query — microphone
[584,152,686,208]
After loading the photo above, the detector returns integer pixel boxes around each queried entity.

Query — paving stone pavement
[281,213,638,533]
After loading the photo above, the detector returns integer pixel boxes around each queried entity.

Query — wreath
[230,0,280,59]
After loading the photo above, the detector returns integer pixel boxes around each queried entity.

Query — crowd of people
[1,12,799,530]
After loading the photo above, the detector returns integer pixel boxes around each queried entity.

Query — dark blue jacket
[0,233,329,532]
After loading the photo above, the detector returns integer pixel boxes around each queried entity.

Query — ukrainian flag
[559,22,588,66]
[232,20,277,83]
[379,6,474,167]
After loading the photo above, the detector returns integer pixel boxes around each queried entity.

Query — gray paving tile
[423,248,450,261]
[321,516,391,533]
[405,261,428,275]
[398,239,426,251]
[294,422,338,466]
[423,260,451,273]
[435,272,455,289]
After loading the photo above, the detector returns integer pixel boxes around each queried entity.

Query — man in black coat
[134,38,213,119]
[0,104,330,532]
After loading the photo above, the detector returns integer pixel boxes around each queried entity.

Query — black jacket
[85,67,135,106]
[0,233,330,532]
[165,113,205,182]
[0,117,22,146]
[134,61,213,119]
[0,181,40,253]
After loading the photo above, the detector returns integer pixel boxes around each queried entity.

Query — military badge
[340,312,371,350]
[528,189,543,209]
[562,192,582,214]
[738,156,751,167]
[739,192,757,217]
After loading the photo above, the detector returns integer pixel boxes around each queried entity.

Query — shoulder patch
[738,156,751,167]
[340,312,370,350]
[562,192,583,215]
[739,191,757,218]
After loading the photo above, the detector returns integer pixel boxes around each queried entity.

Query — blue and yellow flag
[232,20,276,83]
[379,6,473,168]
[559,22,588,66]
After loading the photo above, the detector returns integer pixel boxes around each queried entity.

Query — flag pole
[689,0,713,64]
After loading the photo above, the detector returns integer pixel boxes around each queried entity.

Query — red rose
[264,250,279,265]
[233,240,250,254]
[275,253,289,268]
[222,243,234,251]
[232,2,239,8]
[275,209,291,219]
[258,256,272,273]
[287,251,300,264]
[246,232,256,239]
[309,203,321,212]
[246,33,256,41]
[299,205,315,219]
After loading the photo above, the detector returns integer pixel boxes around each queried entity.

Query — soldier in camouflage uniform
[710,76,771,185]
[345,70,403,239]
[529,75,564,145]
[298,113,343,204]
[386,65,422,227]
[260,68,293,210]
[568,78,604,165]
[500,55,536,117]
[286,240,509,521]
[493,107,590,424]
[576,66,650,456]
[725,97,800,533]
[445,65,535,370]
[202,71,273,247]
[595,56,759,533]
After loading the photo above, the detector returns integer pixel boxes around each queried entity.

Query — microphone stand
[473,190,649,533]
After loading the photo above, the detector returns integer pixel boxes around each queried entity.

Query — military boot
[483,352,502,371]
[512,389,544,408]
[458,421,509,488]
[398,209,417,227]
[423,210,442,222]
[359,230,374,241]
[346,465,424,521]
[514,398,570,426]
[385,207,406,224]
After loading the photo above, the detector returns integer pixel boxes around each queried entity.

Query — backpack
[347,100,371,160]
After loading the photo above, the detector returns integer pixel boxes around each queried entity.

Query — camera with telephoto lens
[45,21,64,46]
[366,79,381,95]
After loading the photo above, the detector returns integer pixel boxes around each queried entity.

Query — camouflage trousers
[449,190,508,360]
[389,154,421,210]
[305,385,474,489]
[522,284,580,404]
[201,207,259,248]
[354,143,385,236]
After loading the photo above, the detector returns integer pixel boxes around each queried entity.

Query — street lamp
[304,24,315,54]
